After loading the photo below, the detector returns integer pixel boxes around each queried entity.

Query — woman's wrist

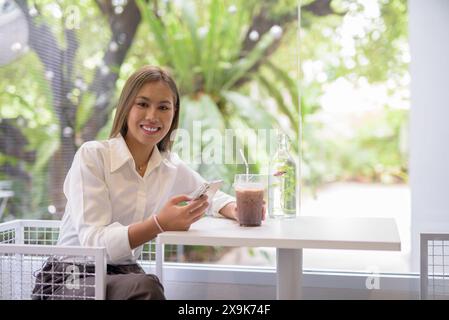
[219,202,237,220]
[129,218,160,249]
[153,215,165,233]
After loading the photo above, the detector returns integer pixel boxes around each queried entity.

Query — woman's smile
[140,124,162,135]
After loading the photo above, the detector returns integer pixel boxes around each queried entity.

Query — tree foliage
[0,0,409,220]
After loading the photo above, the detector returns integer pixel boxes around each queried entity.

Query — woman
[32,66,240,300]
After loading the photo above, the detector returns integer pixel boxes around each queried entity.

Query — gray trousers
[32,259,165,300]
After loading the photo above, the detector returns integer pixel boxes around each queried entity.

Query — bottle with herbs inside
[268,133,298,219]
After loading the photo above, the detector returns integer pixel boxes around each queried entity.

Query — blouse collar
[109,134,163,174]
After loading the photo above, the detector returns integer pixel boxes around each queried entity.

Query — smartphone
[177,180,224,207]
[190,180,224,200]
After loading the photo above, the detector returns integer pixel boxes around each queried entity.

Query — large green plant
[136,0,300,190]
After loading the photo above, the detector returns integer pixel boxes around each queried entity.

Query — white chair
[420,233,449,300]
[0,219,157,299]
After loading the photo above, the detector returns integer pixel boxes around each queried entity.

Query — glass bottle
[268,133,297,219]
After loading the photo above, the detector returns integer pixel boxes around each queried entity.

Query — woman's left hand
[221,201,266,221]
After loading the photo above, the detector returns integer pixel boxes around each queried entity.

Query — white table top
[157,216,401,251]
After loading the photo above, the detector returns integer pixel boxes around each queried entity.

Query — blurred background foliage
[0,0,408,226]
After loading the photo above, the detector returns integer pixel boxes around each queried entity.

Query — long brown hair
[109,65,180,152]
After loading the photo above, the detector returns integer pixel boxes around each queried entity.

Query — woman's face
[125,81,176,149]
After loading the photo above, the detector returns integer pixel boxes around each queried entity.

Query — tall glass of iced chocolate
[234,174,266,227]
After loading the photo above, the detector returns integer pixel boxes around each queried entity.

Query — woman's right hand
[155,194,209,231]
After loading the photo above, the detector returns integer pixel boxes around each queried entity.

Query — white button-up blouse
[57,134,235,264]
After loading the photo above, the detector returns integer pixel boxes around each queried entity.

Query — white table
[155,216,401,299]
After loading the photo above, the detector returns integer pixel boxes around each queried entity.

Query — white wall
[409,0,449,272]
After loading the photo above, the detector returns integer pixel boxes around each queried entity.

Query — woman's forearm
[128,217,161,249]
[219,202,237,220]
[129,202,237,249]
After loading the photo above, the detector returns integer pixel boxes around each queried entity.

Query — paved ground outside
[215,182,412,274]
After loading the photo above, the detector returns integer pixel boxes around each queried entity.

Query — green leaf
[180,0,202,65]
[180,94,225,132]
[255,74,298,132]
[221,90,277,129]
[203,0,220,92]
[76,91,96,131]
[32,138,60,173]
[222,32,276,90]
[265,60,299,111]
[136,0,172,65]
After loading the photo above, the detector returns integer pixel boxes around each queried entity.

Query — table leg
[276,248,303,300]
[156,240,164,284]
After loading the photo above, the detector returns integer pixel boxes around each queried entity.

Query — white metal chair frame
[0,219,159,300]
[420,233,449,300]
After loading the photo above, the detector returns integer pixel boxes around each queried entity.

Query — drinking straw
[239,148,249,182]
